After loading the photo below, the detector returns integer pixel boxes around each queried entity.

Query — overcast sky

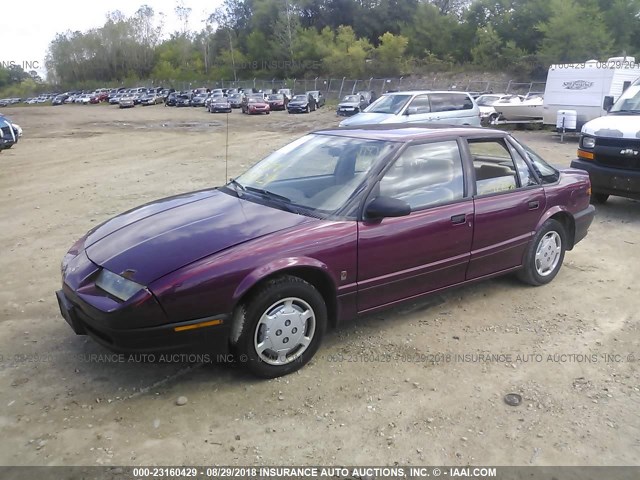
[0,1,222,77]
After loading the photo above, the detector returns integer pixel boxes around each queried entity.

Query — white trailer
[542,57,640,130]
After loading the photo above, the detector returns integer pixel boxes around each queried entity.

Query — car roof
[383,90,472,96]
[313,124,507,142]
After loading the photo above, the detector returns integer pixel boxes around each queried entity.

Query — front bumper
[571,158,640,200]
[287,106,308,113]
[56,288,231,354]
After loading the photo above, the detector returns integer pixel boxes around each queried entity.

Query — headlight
[95,268,144,302]
[61,234,88,277]
[581,136,596,149]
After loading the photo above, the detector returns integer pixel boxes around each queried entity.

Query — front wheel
[517,219,566,286]
[232,276,327,378]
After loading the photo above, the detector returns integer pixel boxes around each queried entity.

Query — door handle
[451,214,466,225]
[528,200,540,210]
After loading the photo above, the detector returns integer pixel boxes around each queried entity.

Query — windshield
[269,94,283,100]
[365,94,412,114]
[610,84,640,113]
[292,95,307,101]
[475,95,501,106]
[343,95,360,102]
[232,134,398,214]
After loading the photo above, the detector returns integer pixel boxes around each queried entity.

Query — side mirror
[603,96,614,112]
[365,196,411,219]
[405,106,418,116]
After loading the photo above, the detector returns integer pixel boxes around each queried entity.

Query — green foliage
[536,0,613,64]
[34,0,640,89]
[374,32,409,77]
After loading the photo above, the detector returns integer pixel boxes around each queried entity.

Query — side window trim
[506,141,540,188]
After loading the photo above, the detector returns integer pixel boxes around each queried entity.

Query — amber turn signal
[577,149,594,160]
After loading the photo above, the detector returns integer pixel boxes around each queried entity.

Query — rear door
[465,136,545,279]
[357,139,474,312]
[429,93,479,126]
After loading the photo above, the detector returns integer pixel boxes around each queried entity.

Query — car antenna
[225,109,229,182]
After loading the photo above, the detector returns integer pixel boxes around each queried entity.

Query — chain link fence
[159,77,546,102]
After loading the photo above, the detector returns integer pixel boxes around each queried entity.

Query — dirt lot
[0,104,638,467]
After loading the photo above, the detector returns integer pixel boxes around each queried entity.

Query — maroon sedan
[267,93,287,111]
[56,126,595,378]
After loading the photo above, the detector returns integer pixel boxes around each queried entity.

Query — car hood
[289,100,308,106]
[582,115,640,139]
[338,102,360,108]
[84,189,312,285]
[339,112,399,126]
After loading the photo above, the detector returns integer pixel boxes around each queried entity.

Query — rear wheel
[518,219,566,286]
[232,275,327,378]
[590,192,609,204]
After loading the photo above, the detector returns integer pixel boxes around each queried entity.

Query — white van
[571,75,640,203]
[543,57,640,130]
[339,91,481,127]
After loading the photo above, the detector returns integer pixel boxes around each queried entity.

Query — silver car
[339,91,481,127]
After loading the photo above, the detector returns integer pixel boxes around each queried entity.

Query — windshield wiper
[243,186,303,214]
[226,178,246,196]
[611,109,640,114]
[244,186,291,203]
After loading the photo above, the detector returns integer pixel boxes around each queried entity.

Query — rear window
[429,93,474,112]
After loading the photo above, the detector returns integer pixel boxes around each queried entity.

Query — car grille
[596,138,640,149]
[595,138,640,171]
[596,154,640,170]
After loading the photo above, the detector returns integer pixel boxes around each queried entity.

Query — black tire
[231,275,327,378]
[305,106,309,113]
[517,219,566,286]
[590,192,609,204]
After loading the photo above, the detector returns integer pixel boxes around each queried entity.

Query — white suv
[339,91,481,127]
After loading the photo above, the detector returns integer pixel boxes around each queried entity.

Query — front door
[357,140,474,312]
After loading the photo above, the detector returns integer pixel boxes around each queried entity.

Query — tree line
[2,0,640,94]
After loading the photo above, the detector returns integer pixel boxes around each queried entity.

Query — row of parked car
[166,88,329,115]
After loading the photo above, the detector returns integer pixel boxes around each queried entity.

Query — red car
[245,97,270,115]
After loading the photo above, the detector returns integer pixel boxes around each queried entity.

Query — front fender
[232,256,337,305]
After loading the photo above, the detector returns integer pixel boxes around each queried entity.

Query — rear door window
[429,93,474,112]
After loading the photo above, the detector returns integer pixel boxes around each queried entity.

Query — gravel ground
[0,104,638,467]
